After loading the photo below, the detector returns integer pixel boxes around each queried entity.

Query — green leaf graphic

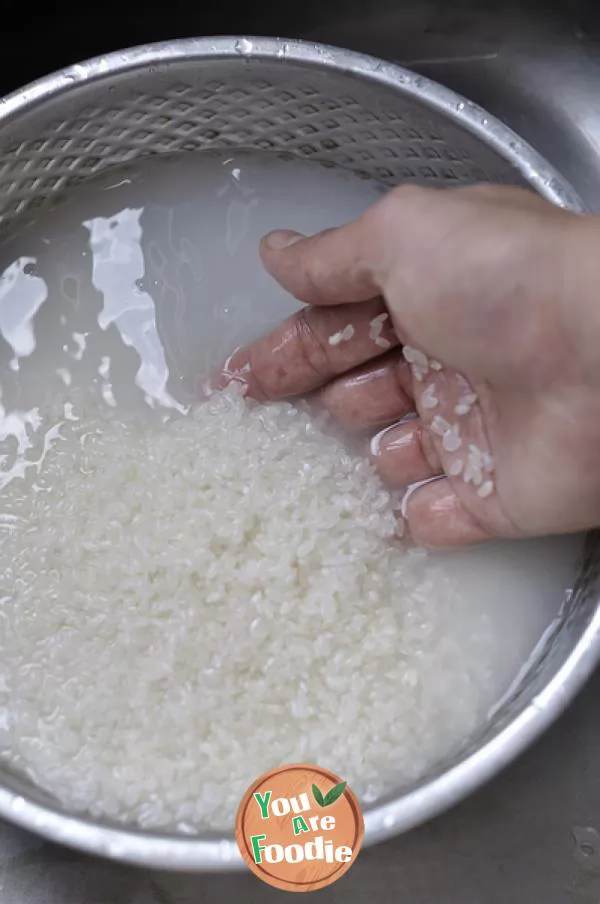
[323,781,347,807]
[312,784,325,807]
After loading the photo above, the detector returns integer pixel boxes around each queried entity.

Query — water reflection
[85,209,182,411]
[0,257,47,361]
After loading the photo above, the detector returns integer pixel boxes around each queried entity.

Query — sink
[306,2,600,211]
[0,2,600,902]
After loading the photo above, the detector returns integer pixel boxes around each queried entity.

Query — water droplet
[277,43,289,58]
[235,38,253,57]
[456,102,465,112]
[383,812,396,829]
[219,840,234,861]
[481,118,489,126]
[573,827,600,870]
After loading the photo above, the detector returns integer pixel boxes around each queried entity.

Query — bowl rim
[0,34,597,871]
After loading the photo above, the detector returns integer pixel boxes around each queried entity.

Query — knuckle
[246,345,271,401]
[417,422,441,472]
[295,309,331,381]
[380,183,431,216]
[390,183,430,203]
[302,263,330,305]
[364,184,433,247]
[300,229,338,304]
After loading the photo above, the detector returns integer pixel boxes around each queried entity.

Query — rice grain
[0,387,499,833]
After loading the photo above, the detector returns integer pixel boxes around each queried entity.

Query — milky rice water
[0,151,581,832]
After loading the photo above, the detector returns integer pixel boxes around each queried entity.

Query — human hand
[213,184,600,547]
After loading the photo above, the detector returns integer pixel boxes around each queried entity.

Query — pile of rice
[0,386,497,832]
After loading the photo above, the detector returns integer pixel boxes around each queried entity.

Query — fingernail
[263,230,304,251]
[369,415,418,458]
[370,423,399,458]
[400,475,446,520]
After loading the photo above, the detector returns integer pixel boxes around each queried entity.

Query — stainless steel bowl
[0,35,598,872]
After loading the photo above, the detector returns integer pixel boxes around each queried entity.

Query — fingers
[260,218,382,305]
[403,478,494,548]
[212,299,398,401]
[367,418,497,546]
[320,352,413,430]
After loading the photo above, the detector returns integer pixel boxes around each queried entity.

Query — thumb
[260,217,382,306]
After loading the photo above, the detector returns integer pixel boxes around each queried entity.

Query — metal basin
[0,35,598,873]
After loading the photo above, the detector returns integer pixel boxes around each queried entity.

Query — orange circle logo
[235,764,364,892]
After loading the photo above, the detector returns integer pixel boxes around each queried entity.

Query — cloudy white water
[0,151,582,830]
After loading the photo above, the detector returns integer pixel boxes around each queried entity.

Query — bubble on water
[573,827,600,870]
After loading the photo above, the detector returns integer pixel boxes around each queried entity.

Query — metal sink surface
[0,2,599,902]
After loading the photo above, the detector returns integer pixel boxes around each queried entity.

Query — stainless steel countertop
[1,3,600,901]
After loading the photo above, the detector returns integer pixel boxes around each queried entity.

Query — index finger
[211,299,398,400]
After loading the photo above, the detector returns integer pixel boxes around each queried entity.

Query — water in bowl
[0,150,582,831]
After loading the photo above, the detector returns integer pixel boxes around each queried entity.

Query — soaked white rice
[0,386,498,832]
